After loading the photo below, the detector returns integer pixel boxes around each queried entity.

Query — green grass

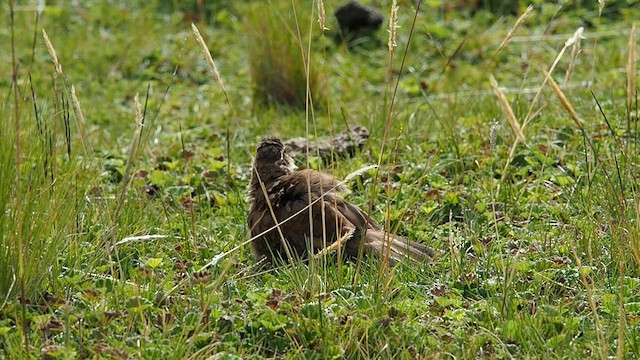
[1,0,640,358]
[245,1,326,108]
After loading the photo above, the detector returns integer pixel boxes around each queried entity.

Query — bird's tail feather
[365,230,434,264]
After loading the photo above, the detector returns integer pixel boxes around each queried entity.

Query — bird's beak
[286,155,298,171]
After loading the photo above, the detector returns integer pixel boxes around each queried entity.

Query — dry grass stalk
[314,229,355,258]
[498,28,580,193]
[598,0,605,17]
[489,74,526,144]
[317,0,328,31]
[489,120,499,150]
[570,243,608,356]
[42,29,62,74]
[564,27,584,87]
[522,27,583,127]
[387,0,399,51]
[497,5,534,53]
[120,95,144,192]
[191,23,224,90]
[114,94,143,194]
[112,235,169,249]
[70,84,91,155]
[43,30,92,156]
[119,94,144,201]
[549,27,584,78]
[617,250,626,360]
[543,70,583,130]
[109,94,145,275]
[134,94,143,128]
[192,22,238,119]
[627,22,637,114]
[70,85,86,127]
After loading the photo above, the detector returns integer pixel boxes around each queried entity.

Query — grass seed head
[627,23,637,112]
[42,29,63,74]
[317,0,328,31]
[387,0,399,52]
[497,5,534,53]
[191,23,224,89]
[489,74,526,144]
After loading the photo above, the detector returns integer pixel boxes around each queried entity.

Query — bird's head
[252,137,297,182]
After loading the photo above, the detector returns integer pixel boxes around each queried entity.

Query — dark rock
[334,1,384,34]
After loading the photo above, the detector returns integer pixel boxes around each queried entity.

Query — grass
[1,0,640,358]
[245,1,326,109]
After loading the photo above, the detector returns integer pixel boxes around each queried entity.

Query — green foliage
[1,0,640,358]
[0,80,84,301]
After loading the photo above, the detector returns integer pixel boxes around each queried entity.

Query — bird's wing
[269,192,359,254]
[294,169,346,193]
[333,197,382,231]
[286,169,381,230]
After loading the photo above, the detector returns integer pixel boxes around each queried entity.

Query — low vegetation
[1,0,639,358]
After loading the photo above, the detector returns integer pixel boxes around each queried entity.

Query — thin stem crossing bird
[247,136,434,265]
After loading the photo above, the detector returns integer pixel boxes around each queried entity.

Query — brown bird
[247,136,435,265]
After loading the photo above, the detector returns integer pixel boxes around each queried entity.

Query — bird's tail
[364,230,434,264]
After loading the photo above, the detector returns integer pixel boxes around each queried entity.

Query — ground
[1,0,639,358]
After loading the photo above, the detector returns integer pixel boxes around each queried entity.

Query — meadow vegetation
[1,0,639,358]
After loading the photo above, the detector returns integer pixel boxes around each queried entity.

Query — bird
[246,136,435,265]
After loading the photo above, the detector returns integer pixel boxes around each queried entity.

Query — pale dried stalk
[115,95,144,207]
[317,0,328,31]
[112,234,169,249]
[387,0,399,51]
[42,29,62,74]
[119,94,144,196]
[497,4,534,53]
[564,27,584,87]
[36,0,44,14]
[191,23,224,89]
[314,229,355,258]
[617,250,626,360]
[191,23,236,119]
[570,244,608,357]
[543,70,583,130]
[598,0,605,17]
[255,170,296,265]
[522,27,584,127]
[549,27,584,79]
[489,119,499,151]
[110,94,145,268]
[44,31,90,153]
[70,85,86,127]
[498,27,583,194]
[1,272,16,310]
[627,23,637,113]
[489,74,526,144]
[134,95,143,129]
[61,266,139,288]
